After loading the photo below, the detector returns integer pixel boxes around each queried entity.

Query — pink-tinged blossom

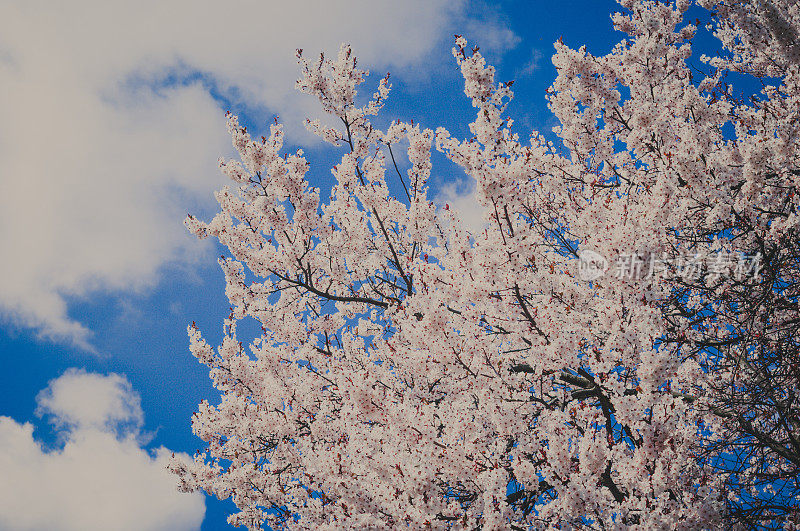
[174,2,800,529]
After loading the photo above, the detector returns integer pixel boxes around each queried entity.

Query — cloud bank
[0,0,516,348]
[0,369,205,531]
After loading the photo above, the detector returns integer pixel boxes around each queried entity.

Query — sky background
[0,1,631,529]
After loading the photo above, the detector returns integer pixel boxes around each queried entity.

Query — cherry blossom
[172,2,800,528]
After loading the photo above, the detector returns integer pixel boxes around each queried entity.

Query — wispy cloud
[516,48,545,78]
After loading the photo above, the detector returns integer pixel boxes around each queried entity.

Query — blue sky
[0,1,647,529]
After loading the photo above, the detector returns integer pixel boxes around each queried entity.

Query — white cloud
[516,48,545,77]
[0,0,517,348]
[436,178,489,235]
[35,370,144,434]
[0,369,205,531]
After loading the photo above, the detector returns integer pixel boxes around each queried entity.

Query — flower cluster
[173,2,800,529]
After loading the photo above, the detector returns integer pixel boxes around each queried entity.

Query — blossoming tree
[171,0,800,528]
